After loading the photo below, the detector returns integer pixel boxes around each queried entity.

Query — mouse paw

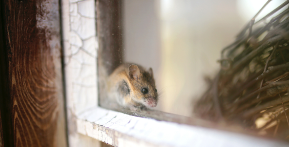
[128,105,147,112]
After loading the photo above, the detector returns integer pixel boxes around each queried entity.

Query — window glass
[100,0,289,142]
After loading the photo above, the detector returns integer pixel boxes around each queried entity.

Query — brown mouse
[106,63,158,110]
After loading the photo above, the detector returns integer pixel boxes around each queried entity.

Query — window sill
[76,106,287,147]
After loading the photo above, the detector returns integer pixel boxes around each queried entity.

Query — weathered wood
[0,0,67,147]
[61,0,99,146]
[77,107,288,147]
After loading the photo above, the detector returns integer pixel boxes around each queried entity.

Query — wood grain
[1,0,67,147]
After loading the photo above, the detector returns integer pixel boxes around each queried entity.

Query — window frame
[62,0,288,146]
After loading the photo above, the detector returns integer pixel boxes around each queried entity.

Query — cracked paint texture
[64,0,97,116]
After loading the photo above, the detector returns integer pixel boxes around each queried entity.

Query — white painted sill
[76,106,288,147]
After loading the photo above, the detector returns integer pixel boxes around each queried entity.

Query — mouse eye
[155,89,157,93]
[141,88,148,94]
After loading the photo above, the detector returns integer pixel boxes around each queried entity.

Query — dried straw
[195,1,289,140]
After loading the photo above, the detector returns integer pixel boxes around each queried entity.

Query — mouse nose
[146,97,157,107]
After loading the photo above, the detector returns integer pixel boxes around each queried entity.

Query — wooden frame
[61,0,99,146]
[62,0,288,147]
[0,0,67,147]
[77,107,289,147]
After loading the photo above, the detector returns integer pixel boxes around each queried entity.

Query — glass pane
[100,0,289,142]
[123,0,244,116]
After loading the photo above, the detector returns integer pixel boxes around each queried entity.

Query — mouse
[106,63,158,110]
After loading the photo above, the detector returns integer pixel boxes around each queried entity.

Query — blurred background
[122,0,286,116]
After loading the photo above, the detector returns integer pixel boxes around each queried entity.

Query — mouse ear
[129,65,140,80]
[148,68,153,77]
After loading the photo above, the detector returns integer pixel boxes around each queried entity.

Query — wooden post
[0,0,67,147]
